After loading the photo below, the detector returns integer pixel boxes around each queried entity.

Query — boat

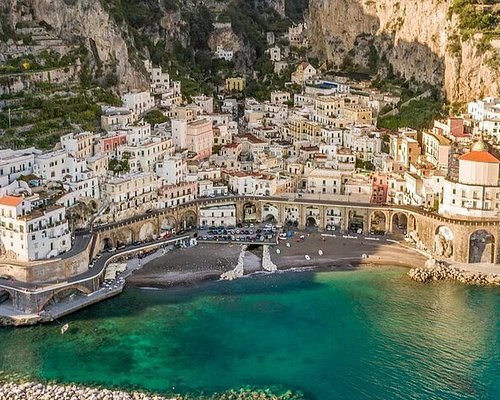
[60,323,69,335]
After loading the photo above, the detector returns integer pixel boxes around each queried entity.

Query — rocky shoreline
[0,381,303,400]
[0,381,169,400]
[408,259,500,285]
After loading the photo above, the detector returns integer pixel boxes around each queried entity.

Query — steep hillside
[0,0,304,93]
[0,0,149,91]
[307,0,500,103]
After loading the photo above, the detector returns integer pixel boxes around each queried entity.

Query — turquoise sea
[1,267,500,399]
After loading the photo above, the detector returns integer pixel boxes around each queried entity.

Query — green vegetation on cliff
[0,86,120,149]
[377,96,444,131]
[449,0,500,41]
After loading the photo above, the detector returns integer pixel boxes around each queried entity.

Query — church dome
[471,138,490,152]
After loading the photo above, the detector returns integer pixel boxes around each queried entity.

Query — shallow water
[1,267,500,399]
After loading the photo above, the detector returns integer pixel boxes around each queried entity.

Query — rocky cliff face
[307,0,500,103]
[1,0,149,92]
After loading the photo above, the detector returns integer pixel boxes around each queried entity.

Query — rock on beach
[408,259,500,286]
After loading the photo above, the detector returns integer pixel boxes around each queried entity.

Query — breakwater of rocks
[220,245,247,280]
[0,381,303,400]
[0,381,170,400]
[408,259,500,285]
[262,245,278,273]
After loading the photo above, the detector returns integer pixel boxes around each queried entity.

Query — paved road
[0,235,191,293]
[1,194,493,295]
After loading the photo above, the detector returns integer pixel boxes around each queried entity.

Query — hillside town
[0,50,498,263]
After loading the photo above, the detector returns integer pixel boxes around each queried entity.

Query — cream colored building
[422,131,451,169]
[271,91,290,105]
[306,168,347,195]
[60,131,97,159]
[291,62,317,85]
[104,172,157,219]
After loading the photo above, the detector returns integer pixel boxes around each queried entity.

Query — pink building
[433,117,470,142]
[187,118,214,160]
[101,134,127,155]
[371,172,388,204]
[157,181,198,208]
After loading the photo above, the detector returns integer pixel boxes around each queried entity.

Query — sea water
[1,267,500,399]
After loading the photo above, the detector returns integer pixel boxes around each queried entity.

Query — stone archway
[41,286,92,311]
[0,290,12,306]
[161,215,177,232]
[469,230,495,263]
[370,211,387,234]
[180,209,197,230]
[262,203,279,223]
[284,206,299,226]
[408,214,417,233]
[434,225,454,258]
[326,208,341,230]
[348,210,364,233]
[304,206,320,230]
[103,237,113,250]
[243,202,257,223]
[392,212,408,234]
[139,221,157,241]
[116,228,134,245]
[306,216,317,228]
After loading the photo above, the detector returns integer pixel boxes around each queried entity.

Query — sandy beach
[128,233,427,288]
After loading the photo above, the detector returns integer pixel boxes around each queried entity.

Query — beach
[129,233,428,288]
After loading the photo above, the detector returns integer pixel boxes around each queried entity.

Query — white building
[60,131,97,159]
[268,46,281,61]
[193,95,214,114]
[215,45,233,61]
[270,91,290,105]
[156,156,187,185]
[121,91,155,116]
[144,60,170,93]
[440,140,500,218]
[0,148,39,185]
[101,107,136,132]
[116,136,174,173]
[226,171,277,196]
[0,195,71,261]
[467,97,500,122]
[200,204,236,227]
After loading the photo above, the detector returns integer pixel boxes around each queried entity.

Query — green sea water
[1,267,500,399]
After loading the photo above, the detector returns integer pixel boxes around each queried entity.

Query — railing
[93,194,500,235]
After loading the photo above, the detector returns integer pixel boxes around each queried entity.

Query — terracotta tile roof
[0,196,24,207]
[459,151,500,163]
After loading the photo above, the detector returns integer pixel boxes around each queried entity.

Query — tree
[143,110,169,126]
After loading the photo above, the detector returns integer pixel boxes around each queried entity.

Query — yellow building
[315,96,343,118]
[343,105,373,124]
[226,77,246,92]
[287,116,321,143]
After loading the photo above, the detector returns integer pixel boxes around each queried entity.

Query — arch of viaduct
[94,196,500,266]
[3,196,500,314]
